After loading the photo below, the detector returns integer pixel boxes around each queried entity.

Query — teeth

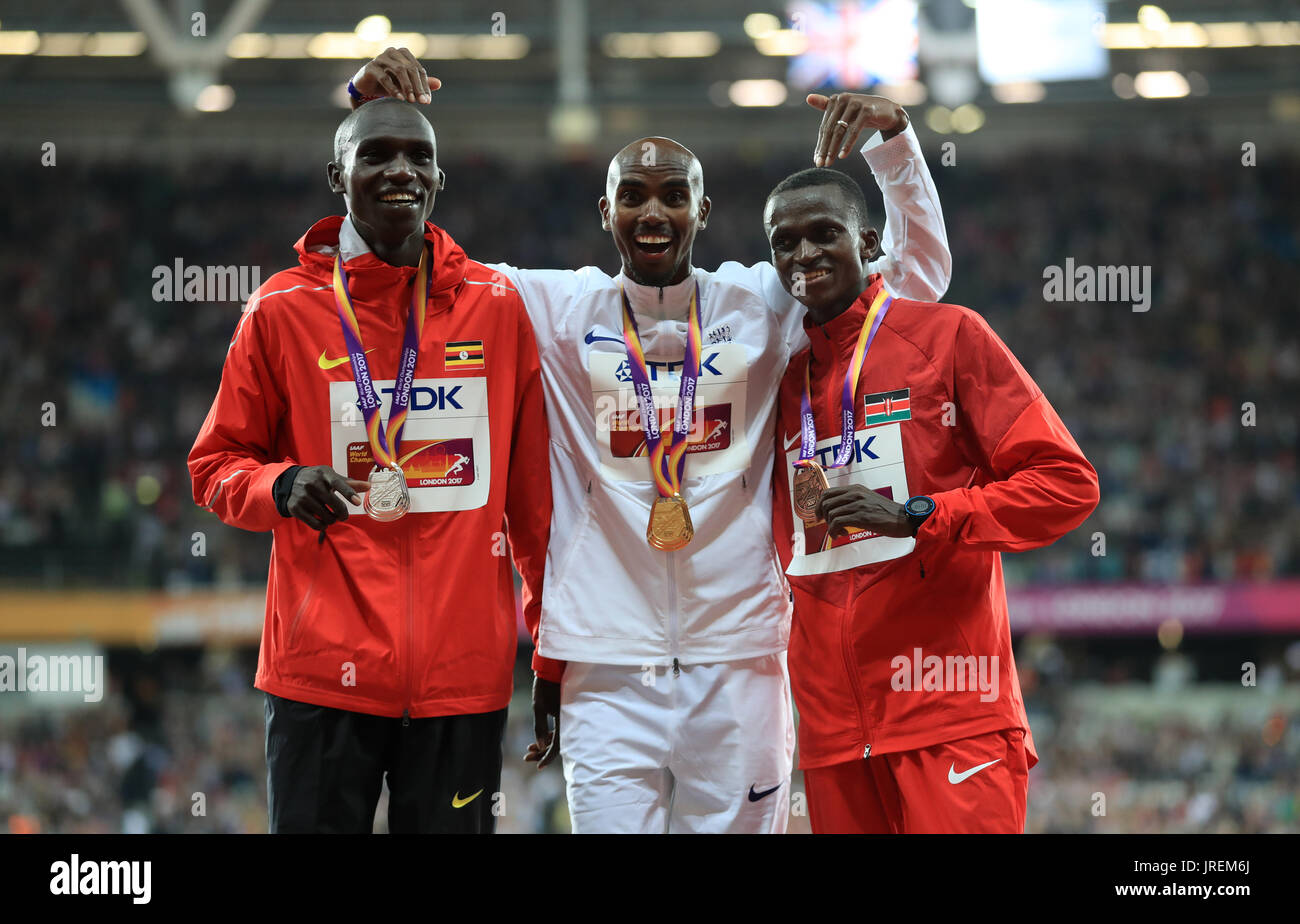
[636,235,671,244]
[804,269,829,280]
[381,193,417,202]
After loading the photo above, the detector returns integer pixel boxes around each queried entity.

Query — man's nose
[384,155,417,180]
[640,196,667,222]
[794,238,819,263]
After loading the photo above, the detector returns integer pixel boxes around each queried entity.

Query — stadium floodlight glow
[1112,73,1136,99]
[1136,5,1170,32]
[85,32,147,56]
[991,81,1045,104]
[875,79,927,105]
[424,35,466,59]
[1257,21,1300,46]
[744,13,782,38]
[195,84,235,112]
[1133,70,1189,99]
[355,15,392,43]
[227,33,272,58]
[35,33,88,56]
[727,79,787,106]
[0,30,40,54]
[462,34,529,59]
[1204,23,1255,47]
[651,31,721,57]
[755,29,809,56]
[924,105,952,134]
[266,34,312,58]
[602,33,657,58]
[308,32,428,59]
[950,103,985,133]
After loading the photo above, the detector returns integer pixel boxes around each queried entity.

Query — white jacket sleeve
[480,264,587,355]
[860,121,951,303]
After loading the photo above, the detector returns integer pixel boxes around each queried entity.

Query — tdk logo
[379,385,463,411]
[616,353,724,383]
[812,434,878,467]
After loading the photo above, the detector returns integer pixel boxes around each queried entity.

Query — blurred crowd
[0,132,1296,587]
[2,643,1295,834]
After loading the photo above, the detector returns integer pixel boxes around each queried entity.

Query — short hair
[333,97,428,162]
[766,168,869,227]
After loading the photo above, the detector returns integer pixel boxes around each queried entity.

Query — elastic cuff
[273,465,304,517]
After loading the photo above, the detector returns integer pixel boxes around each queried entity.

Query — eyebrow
[616,176,692,190]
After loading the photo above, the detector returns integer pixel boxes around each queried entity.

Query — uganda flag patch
[861,388,910,425]
[445,340,485,370]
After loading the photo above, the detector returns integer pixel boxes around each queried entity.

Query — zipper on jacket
[919,558,925,579]
[402,526,415,724]
[863,745,872,759]
[841,575,872,760]
[672,658,680,677]
[666,550,680,672]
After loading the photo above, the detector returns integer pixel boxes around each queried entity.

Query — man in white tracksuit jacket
[353,53,951,833]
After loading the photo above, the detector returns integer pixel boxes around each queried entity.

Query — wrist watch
[903,495,935,536]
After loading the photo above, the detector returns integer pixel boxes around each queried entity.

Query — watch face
[906,496,935,517]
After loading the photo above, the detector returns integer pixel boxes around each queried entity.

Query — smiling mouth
[633,233,672,256]
[802,268,832,283]
[379,191,421,205]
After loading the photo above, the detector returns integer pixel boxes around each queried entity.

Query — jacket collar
[615,267,700,321]
[806,274,886,366]
[294,215,468,316]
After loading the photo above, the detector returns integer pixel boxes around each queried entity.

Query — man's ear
[697,195,712,230]
[860,227,881,263]
[598,196,611,231]
[436,166,446,190]
[327,161,345,195]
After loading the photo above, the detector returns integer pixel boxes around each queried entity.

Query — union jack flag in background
[786,0,919,90]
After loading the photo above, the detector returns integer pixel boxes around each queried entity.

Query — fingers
[815,94,851,166]
[538,712,560,769]
[346,478,371,495]
[806,92,830,111]
[426,76,442,93]
[368,63,403,100]
[305,480,350,526]
[291,495,330,532]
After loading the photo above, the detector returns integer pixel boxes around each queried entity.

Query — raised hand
[808,93,909,167]
[350,47,441,107]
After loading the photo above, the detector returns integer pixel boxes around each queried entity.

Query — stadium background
[0,0,1296,833]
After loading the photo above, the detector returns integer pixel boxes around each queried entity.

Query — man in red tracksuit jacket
[189,99,560,833]
[764,169,1100,833]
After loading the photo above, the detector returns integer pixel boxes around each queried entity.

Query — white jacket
[489,124,951,666]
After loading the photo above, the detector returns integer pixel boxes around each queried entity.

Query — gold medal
[647,495,694,552]
[792,461,829,525]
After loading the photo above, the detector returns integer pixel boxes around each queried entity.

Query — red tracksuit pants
[804,728,1030,834]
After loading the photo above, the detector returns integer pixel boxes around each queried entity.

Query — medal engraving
[792,462,830,525]
[647,495,694,552]
[365,466,410,522]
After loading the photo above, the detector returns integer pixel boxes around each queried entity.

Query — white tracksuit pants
[559,652,795,834]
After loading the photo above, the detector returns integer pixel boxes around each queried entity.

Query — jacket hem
[538,630,788,666]
[255,676,511,720]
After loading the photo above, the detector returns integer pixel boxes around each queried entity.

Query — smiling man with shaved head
[352,48,951,833]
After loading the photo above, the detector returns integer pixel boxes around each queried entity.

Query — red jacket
[189,216,561,719]
[773,276,1099,768]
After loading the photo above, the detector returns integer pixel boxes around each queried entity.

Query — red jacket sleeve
[502,301,565,683]
[188,300,297,532]
[920,311,1100,551]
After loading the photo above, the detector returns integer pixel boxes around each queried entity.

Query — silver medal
[364,465,411,522]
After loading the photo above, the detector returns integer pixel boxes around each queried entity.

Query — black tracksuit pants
[264,693,508,833]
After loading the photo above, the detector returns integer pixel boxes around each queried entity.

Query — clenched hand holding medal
[792,287,893,526]
[619,281,703,552]
[332,244,432,522]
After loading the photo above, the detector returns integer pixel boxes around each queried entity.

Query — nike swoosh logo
[748,783,781,802]
[584,329,624,346]
[784,433,802,452]
[451,788,484,808]
[318,348,374,370]
[948,759,1001,784]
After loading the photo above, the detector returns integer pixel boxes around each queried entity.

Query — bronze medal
[647,495,694,552]
[792,462,829,525]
